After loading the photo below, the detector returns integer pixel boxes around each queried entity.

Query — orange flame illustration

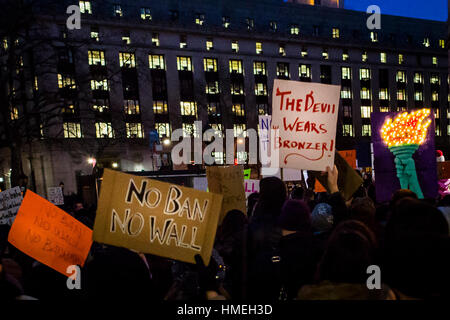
[381,109,432,147]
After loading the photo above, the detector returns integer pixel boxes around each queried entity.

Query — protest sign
[93,169,223,265]
[437,161,450,179]
[371,110,437,202]
[8,190,92,276]
[244,180,260,198]
[47,187,64,206]
[193,177,208,191]
[311,152,363,201]
[271,80,340,171]
[206,166,246,223]
[259,115,282,178]
[314,150,357,192]
[0,187,23,225]
[283,168,303,182]
[244,169,251,180]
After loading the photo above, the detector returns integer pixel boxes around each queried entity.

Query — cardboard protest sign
[244,180,260,198]
[314,150,357,192]
[0,187,23,225]
[206,166,246,223]
[271,80,340,171]
[8,191,92,276]
[47,187,64,206]
[93,169,223,265]
[371,110,437,202]
[311,152,363,201]
[437,162,450,179]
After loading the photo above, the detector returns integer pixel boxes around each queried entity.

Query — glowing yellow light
[381,109,432,147]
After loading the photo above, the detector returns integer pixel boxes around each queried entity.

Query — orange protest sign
[314,150,357,192]
[8,191,93,276]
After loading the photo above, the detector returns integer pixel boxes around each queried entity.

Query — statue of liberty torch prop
[381,109,432,199]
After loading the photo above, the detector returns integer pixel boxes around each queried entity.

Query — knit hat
[278,200,311,232]
[311,203,334,233]
[436,150,445,162]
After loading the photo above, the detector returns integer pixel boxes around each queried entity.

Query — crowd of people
[0,165,449,300]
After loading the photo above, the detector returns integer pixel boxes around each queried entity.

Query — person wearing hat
[276,200,322,300]
[436,150,450,198]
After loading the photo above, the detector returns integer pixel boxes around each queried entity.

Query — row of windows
[342,121,446,137]
[340,88,441,102]
[79,1,446,49]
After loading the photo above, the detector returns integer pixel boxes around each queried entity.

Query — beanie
[278,200,311,232]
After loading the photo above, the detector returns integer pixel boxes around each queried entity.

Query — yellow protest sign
[206,166,246,224]
[8,191,93,276]
[93,169,223,265]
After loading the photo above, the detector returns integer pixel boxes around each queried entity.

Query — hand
[326,165,339,194]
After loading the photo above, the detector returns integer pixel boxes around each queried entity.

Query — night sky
[345,0,447,22]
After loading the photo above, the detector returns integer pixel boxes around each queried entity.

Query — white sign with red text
[244,180,260,198]
[271,79,340,171]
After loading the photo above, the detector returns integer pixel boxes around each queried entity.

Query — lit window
[57,74,76,89]
[436,123,441,136]
[432,57,438,66]
[277,62,289,78]
[195,13,205,25]
[362,51,368,62]
[119,52,135,68]
[231,40,239,53]
[232,104,245,117]
[414,72,423,84]
[257,104,268,115]
[95,122,113,138]
[92,99,109,112]
[149,55,165,70]
[155,123,171,138]
[397,89,406,101]
[359,68,371,80]
[414,91,423,101]
[230,82,244,95]
[396,71,406,83]
[90,79,108,91]
[360,88,371,100]
[380,107,389,112]
[256,42,263,54]
[140,8,152,20]
[124,100,140,114]
[432,92,439,101]
[63,122,82,138]
[341,87,352,99]
[10,107,19,120]
[379,88,389,100]
[343,106,352,117]
[34,76,39,91]
[279,44,286,56]
[370,31,378,42]
[180,101,197,116]
[439,39,445,48]
[126,123,144,138]
[214,151,224,164]
[237,151,248,164]
[234,124,247,138]
[206,81,219,94]
[177,56,192,71]
[361,106,372,118]
[90,26,99,41]
[153,101,168,114]
[207,102,221,116]
[398,54,404,65]
[113,4,122,17]
[222,16,230,28]
[182,123,199,138]
[341,67,351,80]
[301,47,308,58]
[152,33,160,46]
[180,35,187,49]
[204,58,218,72]
[229,59,243,73]
[380,52,387,63]
[246,18,254,30]
[299,64,311,78]
[88,50,105,66]
[122,31,131,44]
[270,21,277,32]
[79,1,92,14]
[430,73,440,85]
[342,50,349,61]
[253,61,266,75]
[255,83,267,96]
[290,25,299,35]
[343,124,354,137]
[322,48,328,60]
[423,38,430,47]
[332,28,339,39]
[447,125,450,136]
[362,124,371,136]
[210,124,223,137]
[206,38,214,51]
